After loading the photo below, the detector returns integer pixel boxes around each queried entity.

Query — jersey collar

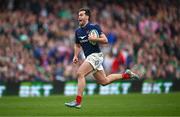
[81,22,90,29]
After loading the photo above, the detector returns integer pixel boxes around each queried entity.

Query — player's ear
[86,15,89,21]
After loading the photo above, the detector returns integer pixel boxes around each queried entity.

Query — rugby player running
[65,8,139,108]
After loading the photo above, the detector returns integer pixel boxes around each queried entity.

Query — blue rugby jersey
[75,22,102,57]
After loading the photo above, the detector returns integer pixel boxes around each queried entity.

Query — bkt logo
[142,82,173,94]
[19,85,53,97]
[64,82,132,96]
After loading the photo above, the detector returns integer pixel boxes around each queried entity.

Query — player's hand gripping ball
[88,29,99,45]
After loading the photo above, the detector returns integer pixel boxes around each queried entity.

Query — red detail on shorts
[76,95,82,104]
[122,73,130,79]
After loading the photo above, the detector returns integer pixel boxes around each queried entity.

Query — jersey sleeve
[75,30,80,44]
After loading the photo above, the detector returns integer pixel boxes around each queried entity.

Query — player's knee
[100,79,109,86]
[77,71,85,79]
[101,82,108,86]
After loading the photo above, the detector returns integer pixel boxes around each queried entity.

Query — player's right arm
[73,30,81,64]
[73,43,81,64]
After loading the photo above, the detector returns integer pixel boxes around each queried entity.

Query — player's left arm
[88,33,108,44]
[88,25,108,44]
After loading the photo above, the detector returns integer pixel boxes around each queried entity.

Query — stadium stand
[0,0,179,82]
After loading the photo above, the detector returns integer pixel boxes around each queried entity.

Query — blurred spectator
[0,0,179,83]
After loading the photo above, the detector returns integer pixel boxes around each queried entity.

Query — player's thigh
[93,70,107,84]
[77,61,94,76]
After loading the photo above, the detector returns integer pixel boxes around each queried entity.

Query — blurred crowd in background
[0,0,179,82]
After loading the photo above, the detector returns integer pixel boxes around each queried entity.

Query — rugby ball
[89,29,99,45]
[89,29,99,38]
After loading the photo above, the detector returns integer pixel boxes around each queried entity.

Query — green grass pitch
[0,93,180,116]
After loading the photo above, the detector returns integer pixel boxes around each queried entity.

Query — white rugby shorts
[85,52,104,71]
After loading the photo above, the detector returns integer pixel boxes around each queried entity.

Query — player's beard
[79,21,83,27]
[79,20,84,27]
[79,20,88,27]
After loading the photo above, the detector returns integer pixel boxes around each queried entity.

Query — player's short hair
[78,8,91,21]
